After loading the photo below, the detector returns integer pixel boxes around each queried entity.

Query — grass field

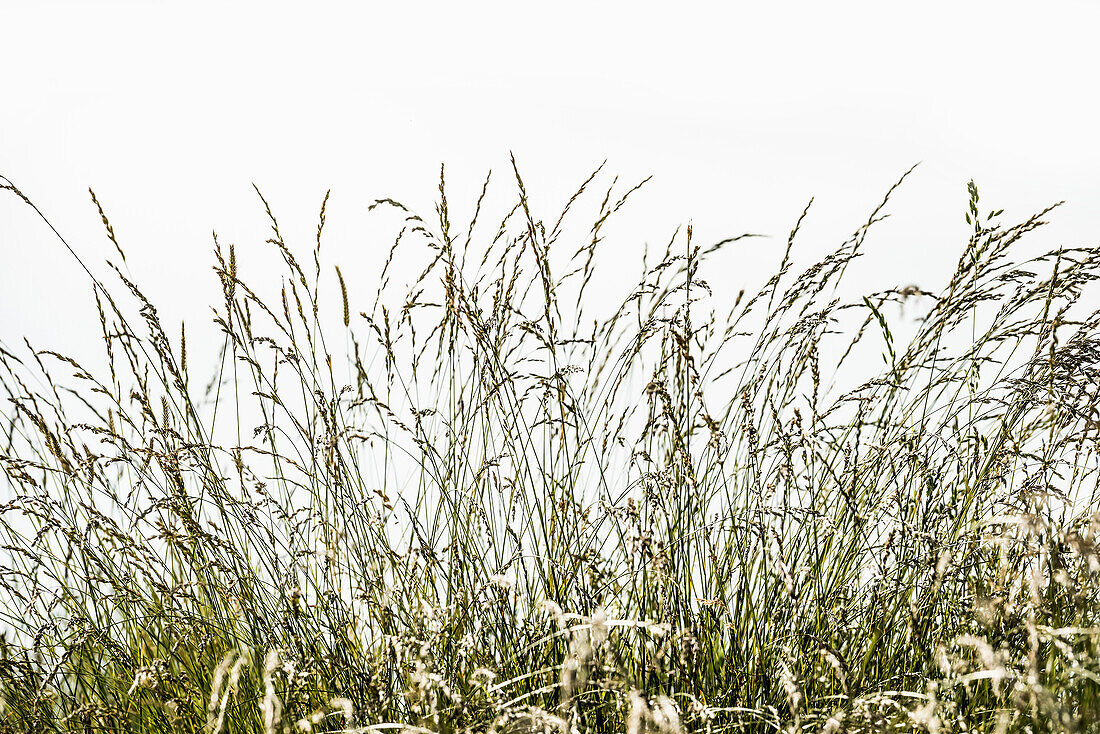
[2,163,1100,733]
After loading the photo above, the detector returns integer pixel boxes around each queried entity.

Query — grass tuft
[2,167,1100,733]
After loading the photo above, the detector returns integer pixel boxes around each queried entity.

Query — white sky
[2,1,1098,379]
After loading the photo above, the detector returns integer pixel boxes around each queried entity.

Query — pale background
[2,1,1098,381]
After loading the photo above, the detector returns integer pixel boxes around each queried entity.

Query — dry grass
[2,163,1100,733]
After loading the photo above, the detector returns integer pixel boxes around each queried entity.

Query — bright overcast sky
[2,1,1098,376]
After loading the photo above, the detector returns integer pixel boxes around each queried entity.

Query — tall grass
[2,163,1100,733]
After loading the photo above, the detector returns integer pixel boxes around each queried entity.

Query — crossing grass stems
[2,162,1100,733]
